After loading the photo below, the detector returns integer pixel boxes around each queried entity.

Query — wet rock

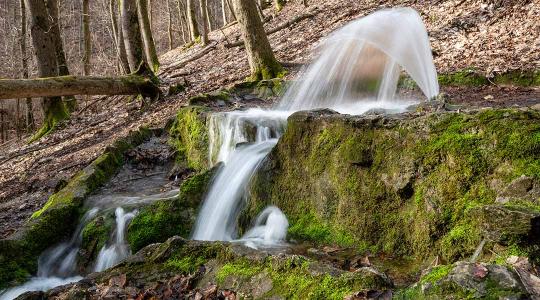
[15,291,45,300]
[345,289,392,300]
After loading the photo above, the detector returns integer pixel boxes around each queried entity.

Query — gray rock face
[476,204,540,242]
[496,175,539,205]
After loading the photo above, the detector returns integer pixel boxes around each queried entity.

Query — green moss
[420,265,453,285]
[164,256,207,274]
[438,69,489,86]
[81,215,113,261]
[216,259,263,283]
[168,106,210,170]
[438,69,540,87]
[251,61,286,81]
[287,211,358,248]
[29,98,70,142]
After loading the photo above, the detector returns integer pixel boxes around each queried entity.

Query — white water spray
[278,7,438,113]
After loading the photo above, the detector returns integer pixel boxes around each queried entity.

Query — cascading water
[193,109,290,242]
[93,207,137,272]
[193,7,439,247]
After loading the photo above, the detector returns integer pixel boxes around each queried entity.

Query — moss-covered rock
[396,262,528,299]
[127,166,219,252]
[42,237,393,299]
[246,108,540,263]
[168,106,211,171]
[79,213,114,269]
[0,127,153,289]
[438,69,540,87]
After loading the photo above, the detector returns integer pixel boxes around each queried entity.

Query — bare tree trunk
[186,0,200,41]
[221,0,227,26]
[16,99,20,139]
[110,0,131,74]
[167,0,174,50]
[200,0,209,45]
[120,0,146,72]
[177,0,189,43]
[46,0,78,112]
[26,0,70,140]
[0,75,159,99]
[205,1,212,32]
[81,0,91,76]
[137,0,160,71]
[20,0,35,132]
[0,103,4,142]
[232,0,283,80]
[226,0,236,21]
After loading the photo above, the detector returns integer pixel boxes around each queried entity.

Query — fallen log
[0,74,159,100]
[162,41,217,73]
[225,10,318,48]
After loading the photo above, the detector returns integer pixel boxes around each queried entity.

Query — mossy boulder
[0,127,152,289]
[246,108,540,263]
[396,262,528,299]
[168,106,211,171]
[438,69,540,87]
[79,213,115,270]
[127,166,219,252]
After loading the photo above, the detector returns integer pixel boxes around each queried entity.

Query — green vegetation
[438,69,540,87]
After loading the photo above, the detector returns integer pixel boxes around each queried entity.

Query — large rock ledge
[245,107,540,264]
[18,237,393,299]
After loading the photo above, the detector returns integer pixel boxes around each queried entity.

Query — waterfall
[93,207,137,272]
[193,7,439,247]
[193,109,290,241]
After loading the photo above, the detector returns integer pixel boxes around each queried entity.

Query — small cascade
[94,207,137,272]
[0,209,99,300]
[193,109,290,241]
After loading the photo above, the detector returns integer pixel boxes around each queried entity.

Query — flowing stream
[1,7,439,299]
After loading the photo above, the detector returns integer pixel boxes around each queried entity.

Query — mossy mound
[438,69,540,87]
[246,108,540,263]
[0,127,153,289]
[127,166,219,252]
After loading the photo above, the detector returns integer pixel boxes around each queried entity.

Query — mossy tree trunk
[186,0,200,41]
[46,0,78,112]
[232,0,284,80]
[274,0,284,11]
[20,0,35,132]
[26,0,70,141]
[199,0,209,45]
[120,0,147,72]
[137,0,160,72]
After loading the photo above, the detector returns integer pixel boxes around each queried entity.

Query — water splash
[278,7,439,113]
[94,207,137,272]
[240,206,289,249]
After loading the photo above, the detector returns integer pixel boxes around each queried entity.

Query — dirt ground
[1,0,539,238]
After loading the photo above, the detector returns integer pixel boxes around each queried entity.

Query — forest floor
[0,0,539,238]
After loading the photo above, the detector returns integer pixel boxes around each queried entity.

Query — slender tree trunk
[16,99,20,139]
[167,0,174,50]
[110,0,131,74]
[186,0,200,41]
[81,0,91,76]
[0,103,4,142]
[26,0,70,140]
[137,0,160,71]
[177,0,189,43]
[232,0,283,80]
[226,0,236,21]
[199,0,209,45]
[46,0,78,112]
[20,0,35,132]
[120,0,146,72]
[147,0,152,29]
[221,0,227,26]
[205,1,212,31]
